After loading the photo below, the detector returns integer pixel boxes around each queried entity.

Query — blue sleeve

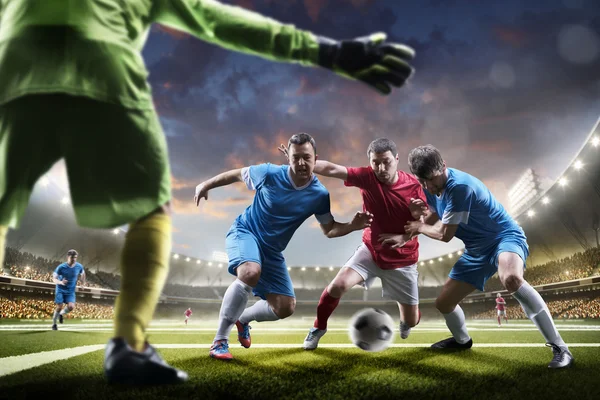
[241,163,271,190]
[442,184,474,225]
[314,192,334,225]
[53,265,62,275]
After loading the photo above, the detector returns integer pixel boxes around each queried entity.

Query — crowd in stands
[3,246,600,304]
[471,297,600,320]
[484,247,600,291]
[0,297,113,319]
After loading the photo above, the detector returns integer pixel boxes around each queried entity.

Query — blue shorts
[55,290,76,304]
[449,237,529,291]
[226,226,294,300]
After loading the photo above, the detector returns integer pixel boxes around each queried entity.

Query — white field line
[1,342,600,378]
[0,345,104,377]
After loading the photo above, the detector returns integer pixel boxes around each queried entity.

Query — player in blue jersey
[194,133,373,360]
[51,249,86,330]
[404,145,573,369]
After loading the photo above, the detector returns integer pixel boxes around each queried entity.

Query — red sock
[314,288,340,330]
[497,316,501,325]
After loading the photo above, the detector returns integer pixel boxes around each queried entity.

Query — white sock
[239,299,279,324]
[512,282,566,348]
[442,305,471,344]
[59,308,70,316]
[214,279,252,342]
[52,310,59,323]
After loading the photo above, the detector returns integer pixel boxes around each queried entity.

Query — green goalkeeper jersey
[0,0,320,109]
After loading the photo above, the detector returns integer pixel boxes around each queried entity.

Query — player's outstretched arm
[320,211,373,238]
[404,216,458,243]
[194,168,244,206]
[153,0,415,95]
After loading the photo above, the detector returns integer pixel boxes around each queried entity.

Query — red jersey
[185,309,192,317]
[496,298,506,311]
[344,167,427,269]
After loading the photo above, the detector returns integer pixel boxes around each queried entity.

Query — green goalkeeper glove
[316,32,415,95]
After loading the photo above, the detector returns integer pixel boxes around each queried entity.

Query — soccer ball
[348,308,395,352]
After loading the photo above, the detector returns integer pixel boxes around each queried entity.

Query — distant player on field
[52,249,86,331]
[496,293,508,326]
[405,144,573,368]
[195,133,373,361]
[278,138,427,349]
[184,308,192,325]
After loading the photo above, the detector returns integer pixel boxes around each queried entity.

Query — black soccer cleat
[59,314,63,324]
[104,337,188,385]
[547,343,574,369]
[431,337,473,349]
[52,324,58,331]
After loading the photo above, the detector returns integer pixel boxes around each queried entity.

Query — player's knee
[435,298,455,314]
[236,262,261,287]
[501,274,523,292]
[273,301,295,319]
[327,283,347,298]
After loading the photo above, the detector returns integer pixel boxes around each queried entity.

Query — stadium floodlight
[25,266,30,271]
[329,266,334,271]
[196,260,201,265]
[218,263,223,268]
[438,257,443,261]
[527,210,535,218]
[429,260,434,264]
[448,253,453,259]
[287,267,291,271]
[591,136,599,147]
[508,168,541,216]
[559,177,568,186]
[173,254,179,259]
[112,228,119,235]
[457,250,463,255]
[315,267,320,271]
[573,160,583,170]
[542,197,550,205]
[419,262,425,266]
[301,267,306,271]
[185,257,190,262]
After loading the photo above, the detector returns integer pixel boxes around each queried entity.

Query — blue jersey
[424,168,526,255]
[54,262,84,292]
[235,163,333,253]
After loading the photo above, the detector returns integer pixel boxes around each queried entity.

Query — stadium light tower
[508,168,542,216]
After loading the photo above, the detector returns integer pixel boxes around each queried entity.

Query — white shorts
[497,310,506,316]
[344,243,419,305]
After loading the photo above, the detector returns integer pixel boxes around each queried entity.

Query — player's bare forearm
[321,221,358,238]
[418,220,457,243]
[417,221,446,242]
[205,169,244,190]
[314,160,348,180]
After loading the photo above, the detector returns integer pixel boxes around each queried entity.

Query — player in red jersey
[280,138,427,349]
[184,308,192,325]
[496,293,507,326]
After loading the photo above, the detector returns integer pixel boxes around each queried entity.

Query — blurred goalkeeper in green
[0,0,415,385]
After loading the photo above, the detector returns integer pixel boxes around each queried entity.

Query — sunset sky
[44,0,600,266]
